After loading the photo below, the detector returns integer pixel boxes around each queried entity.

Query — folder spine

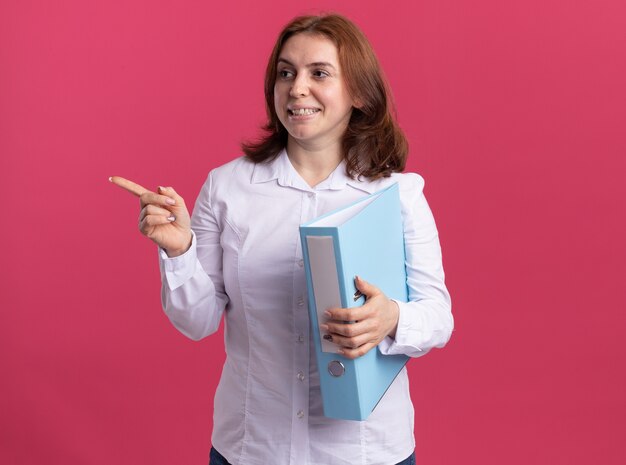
[301,227,366,419]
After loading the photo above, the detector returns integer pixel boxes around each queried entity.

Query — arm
[322,174,453,359]
[378,174,453,357]
[160,172,229,341]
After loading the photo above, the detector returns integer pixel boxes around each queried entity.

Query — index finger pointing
[109,176,151,197]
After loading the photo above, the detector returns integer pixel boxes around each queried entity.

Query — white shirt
[159,150,453,465]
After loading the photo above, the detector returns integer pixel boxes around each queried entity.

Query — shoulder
[366,172,425,203]
[199,156,255,194]
[389,173,427,219]
[193,156,255,213]
[353,171,424,193]
[389,171,425,195]
[207,156,255,183]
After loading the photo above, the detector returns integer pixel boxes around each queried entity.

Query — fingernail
[320,324,329,331]
[158,186,166,192]
[323,334,333,341]
[324,311,332,318]
[167,216,176,222]
[165,197,176,205]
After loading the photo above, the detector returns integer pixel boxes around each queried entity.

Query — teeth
[290,108,318,116]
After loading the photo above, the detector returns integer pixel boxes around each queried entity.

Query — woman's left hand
[320,276,400,359]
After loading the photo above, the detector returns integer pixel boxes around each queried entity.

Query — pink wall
[2,1,625,464]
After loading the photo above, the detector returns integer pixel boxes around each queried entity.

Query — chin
[286,128,316,141]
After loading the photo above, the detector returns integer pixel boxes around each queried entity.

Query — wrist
[388,299,400,339]
[165,232,193,257]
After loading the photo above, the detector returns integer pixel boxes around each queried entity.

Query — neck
[286,139,343,188]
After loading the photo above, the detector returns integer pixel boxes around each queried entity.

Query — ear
[352,96,364,110]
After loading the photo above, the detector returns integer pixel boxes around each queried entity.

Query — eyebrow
[277,58,337,70]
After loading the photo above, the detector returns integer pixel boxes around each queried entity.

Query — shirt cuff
[378,299,423,355]
[158,230,198,291]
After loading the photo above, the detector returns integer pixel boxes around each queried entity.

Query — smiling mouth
[288,108,320,116]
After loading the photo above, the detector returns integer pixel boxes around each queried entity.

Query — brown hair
[242,14,408,180]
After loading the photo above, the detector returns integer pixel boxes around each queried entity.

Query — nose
[289,74,309,98]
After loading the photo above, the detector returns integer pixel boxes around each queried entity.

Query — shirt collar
[250,149,377,194]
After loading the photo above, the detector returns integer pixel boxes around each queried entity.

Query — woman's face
[274,33,355,151]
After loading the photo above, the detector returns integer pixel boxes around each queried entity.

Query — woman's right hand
[110,176,193,257]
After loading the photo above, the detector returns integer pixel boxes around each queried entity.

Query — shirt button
[308,192,315,198]
[297,410,305,419]
[297,334,304,343]
[297,259,304,268]
[297,371,305,381]
[297,296,305,307]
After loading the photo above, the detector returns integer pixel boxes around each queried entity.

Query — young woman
[114,13,453,465]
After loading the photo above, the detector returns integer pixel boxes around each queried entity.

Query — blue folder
[300,183,409,421]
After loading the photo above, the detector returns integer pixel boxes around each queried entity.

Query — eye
[278,69,294,79]
[312,69,330,79]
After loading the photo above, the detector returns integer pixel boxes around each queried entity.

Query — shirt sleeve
[159,171,229,341]
[378,174,453,357]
